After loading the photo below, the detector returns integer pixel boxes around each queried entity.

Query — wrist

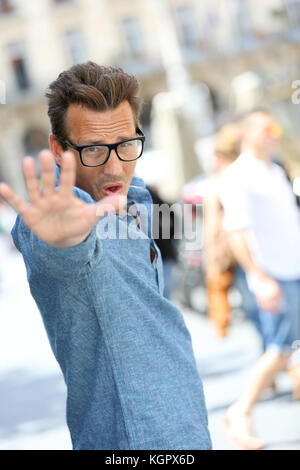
[246,268,268,291]
[51,231,92,248]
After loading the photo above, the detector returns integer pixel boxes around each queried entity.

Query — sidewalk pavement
[182,306,300,450]
[0,245,299,450]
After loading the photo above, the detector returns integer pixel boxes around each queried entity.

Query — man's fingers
[0,183,29,214]
[59,151,76,197]
[22,157,41,203]
[40,150,56,197]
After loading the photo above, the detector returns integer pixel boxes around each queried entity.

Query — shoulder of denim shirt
[127,176,153,206]
[127,176,154,240]
[130,176,146,188]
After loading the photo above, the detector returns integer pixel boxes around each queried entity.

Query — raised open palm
[0,150,125,248]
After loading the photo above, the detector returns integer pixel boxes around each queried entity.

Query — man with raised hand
[0,62,211,450]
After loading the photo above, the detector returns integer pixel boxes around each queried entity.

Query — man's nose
[102,149,123,175]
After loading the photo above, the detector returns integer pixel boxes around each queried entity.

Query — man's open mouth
[102,183,123,196]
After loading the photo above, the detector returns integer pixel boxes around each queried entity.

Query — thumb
[95,194,127,219]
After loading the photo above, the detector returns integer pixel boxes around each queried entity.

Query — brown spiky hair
[46,61,142,149]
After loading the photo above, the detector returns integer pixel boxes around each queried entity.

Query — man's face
[62,101,138,201]
[245,112,281,155]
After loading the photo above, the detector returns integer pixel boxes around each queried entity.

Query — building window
[174,5,199,49]
[64,30,86,65]
[230,0,252,44]
[7,43,30,92]
[53,0,72,4]
[284,0,300,28]
[0,0,14,14]
[120,17,144,58]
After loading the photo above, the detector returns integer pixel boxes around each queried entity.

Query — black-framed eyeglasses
[63,127,145,167]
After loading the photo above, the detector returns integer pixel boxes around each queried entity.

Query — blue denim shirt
[11,171,211,450]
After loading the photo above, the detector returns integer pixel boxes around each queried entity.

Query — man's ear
[49,134,63,167]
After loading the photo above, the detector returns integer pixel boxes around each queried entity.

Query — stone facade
[0,0,300,193]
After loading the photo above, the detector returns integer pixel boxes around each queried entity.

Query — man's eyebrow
[81,135,136,145]
[83,140,106,145]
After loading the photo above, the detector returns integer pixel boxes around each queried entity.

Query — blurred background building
[1,0,300,199]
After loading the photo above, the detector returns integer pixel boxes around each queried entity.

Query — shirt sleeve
[29,226,103,280]
[218,168,251,232]
[11,184,103,281]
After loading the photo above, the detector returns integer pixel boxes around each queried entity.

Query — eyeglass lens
[82,139,143,166]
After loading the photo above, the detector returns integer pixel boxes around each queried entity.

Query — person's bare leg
[288,363,300,400]
[225,350,290,449]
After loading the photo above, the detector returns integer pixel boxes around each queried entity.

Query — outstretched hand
[0,150,126,248]
[253,274,282,313]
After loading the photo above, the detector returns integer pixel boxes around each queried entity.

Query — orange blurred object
[266,122,283,139]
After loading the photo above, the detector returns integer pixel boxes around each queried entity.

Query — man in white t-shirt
[219,109,300,450]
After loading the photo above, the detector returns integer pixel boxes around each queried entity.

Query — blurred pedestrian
[219,108,300,449]
[147,185,178,300]
[204,123,260,339]
[204,123,240,337]
[0,62,211,450]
